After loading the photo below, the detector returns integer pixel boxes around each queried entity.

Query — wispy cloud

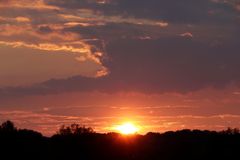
[58,12,169,27]
[0,41,104,65]
[1,110,240,136]
[180,32,193,38]
[0,0,59,10]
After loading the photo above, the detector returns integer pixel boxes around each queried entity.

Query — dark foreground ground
[0,121,240,160]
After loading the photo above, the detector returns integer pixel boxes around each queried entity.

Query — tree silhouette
[220,127,240,135]
[0,120,17,132]
[0,120,239,160]
[57,123,95,136]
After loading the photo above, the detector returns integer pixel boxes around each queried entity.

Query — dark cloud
[37,25,53,33]
[105,37,240,91]
[1,36,240,97]
[46,0,239,24]
[0,0,240,98]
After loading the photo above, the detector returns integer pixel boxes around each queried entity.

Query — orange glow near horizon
[115,122,140,135]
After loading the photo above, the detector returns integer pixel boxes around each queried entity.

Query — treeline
[0,120,240,160]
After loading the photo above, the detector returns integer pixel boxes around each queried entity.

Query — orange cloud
[0,14,108,85]
[0,40,104,66]
[0,0,59,10]
[1,109,240,136]
[59,12,169,28]
[0,16,30,23]
[0,21,108,78]
[0,0,175,89]
[96,67,109,77]
[0,44,108,87]
[15,16,31,22]
[0,24,30,36]
[180,32,194,38]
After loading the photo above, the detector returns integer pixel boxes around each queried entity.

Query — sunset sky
[0,0,240,135]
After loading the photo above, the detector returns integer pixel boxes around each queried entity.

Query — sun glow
[115,122,139,135]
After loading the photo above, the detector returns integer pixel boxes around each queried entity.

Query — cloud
[58,12,169,27]
[0,35,240,93]
[15,16,31,22]
[0,0,239,93]
[180,32,193,38]
[0,16,31,23]
[1,85,240,135]
[0,0,59,10]
[1,109,240,135]
[211,0,240,12]
[0,0,169,88]
[0,5,110,87]
[0,41,104,65]
[46,0,239,24]
[0,44,108,87]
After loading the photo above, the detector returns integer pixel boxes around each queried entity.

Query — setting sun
[115,122,139,135]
